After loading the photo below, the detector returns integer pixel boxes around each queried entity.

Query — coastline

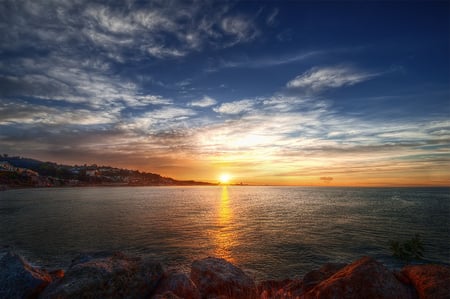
[1,251,449,299]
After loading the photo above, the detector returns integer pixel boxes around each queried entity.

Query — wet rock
[401,264,450,299]
[302,262,347,292]
[303,256,415,299]
[258,279,294,299]
[154,272,200,299]
[48,269,65,280]
[0,251,52,299]
[190,257,257,299]
[393,270,412,285]
[258,263,346,299]
[279,279,304,299]
[40,252,165,299]
[153,291,183,299]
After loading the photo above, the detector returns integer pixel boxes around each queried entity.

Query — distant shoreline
[2,184,450,192]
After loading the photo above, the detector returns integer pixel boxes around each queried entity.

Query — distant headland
[0,154,214,189]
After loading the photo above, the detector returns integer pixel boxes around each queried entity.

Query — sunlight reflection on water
[214,186,236,263]
[0,186,449,280]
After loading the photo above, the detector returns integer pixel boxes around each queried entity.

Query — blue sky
[0,0,449,185]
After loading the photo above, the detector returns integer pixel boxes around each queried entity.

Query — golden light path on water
[214,186,237,263]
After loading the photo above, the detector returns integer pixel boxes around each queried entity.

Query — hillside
[0,155,213,189]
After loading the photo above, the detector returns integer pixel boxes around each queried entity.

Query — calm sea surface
[1,186,449,280]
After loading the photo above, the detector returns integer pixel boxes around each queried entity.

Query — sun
[219,173,231,184]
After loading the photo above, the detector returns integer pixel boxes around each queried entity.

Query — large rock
[153,291,183,299]
[190,257,257,299]
[40,252,165,299]
[303,256,415,299]
[0,251,52,299]
[154,272,201,299]
[258,263,346,299]
[258,279,294,299]
[401,264,450,299]
[302,262,347,292]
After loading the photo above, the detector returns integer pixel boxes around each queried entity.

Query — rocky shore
[1,251,449,299]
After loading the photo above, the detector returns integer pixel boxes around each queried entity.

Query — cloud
[147,46,187,59]
[286,66,378,91]
[266,8,279,26]
[131,95,173,106]
[189,96,217,107]
[1,1,266,66]
[151,107,196,120]
[207,50,324,72]
[206,47,369,72]
[0,51,175,111]
[0,100,118,126]
[120,107,196,134]
[213,99,255,115]
[220,16,259,45]
[320,176,333,182]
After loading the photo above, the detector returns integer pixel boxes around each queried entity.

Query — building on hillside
[0,161,16,172]
[86,169,99,177]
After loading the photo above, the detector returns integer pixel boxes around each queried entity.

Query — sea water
[0,186,449,280]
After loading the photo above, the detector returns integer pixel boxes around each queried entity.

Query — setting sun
[219,174,231,184]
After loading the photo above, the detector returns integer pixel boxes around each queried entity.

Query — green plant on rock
[389,234,424,264]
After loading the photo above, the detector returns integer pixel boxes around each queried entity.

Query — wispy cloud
[206,47,370,72]
[0,100,118,126]
[266,8,279,26]
[207,50,324,72]
[213,99,255,115]
[220,15,259,46]
[147,46,186,59]
[1,0,266,64]
[189,96,217,107]
[286,66,379,91]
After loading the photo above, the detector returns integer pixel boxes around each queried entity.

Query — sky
[0,0,449,186]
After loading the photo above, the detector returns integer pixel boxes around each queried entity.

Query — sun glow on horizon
[219,173,232,184]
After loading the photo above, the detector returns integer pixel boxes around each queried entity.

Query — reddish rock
[49,269,65,280]
[302,263,347,292]
[40,252,165,299]
[393,270,412,285]
[154,272,201,299]
[401,264,450,299]
[190,257,257,299]
[303,256,415,299]
[0,251,52,299]
[258,279,294,299]
[281,279,304,299]
[153,291,183,299]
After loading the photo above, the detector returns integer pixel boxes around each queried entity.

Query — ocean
[0,186,449,280]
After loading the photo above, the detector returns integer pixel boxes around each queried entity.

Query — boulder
[258,263,346,299]
[153,291,183,299]
[40,251,165,299]
[190,257,257,299]
[302,262,347,292]
[401,264,450,299]
[278,279,303,299]
[303,256,416,299]
[154,272,200,299]
[258,279,294,299]
[0,251,52,299]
